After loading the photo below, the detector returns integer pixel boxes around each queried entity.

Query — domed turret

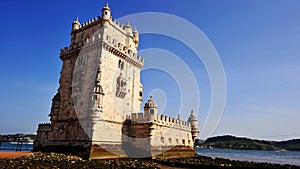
[144,96,158,121]
[125,21,132,36]
[188,109,196,121]
[143,96,157,111]
[188,109,199,142]
[133,27,139,48]
[72,17,81,31]
[102,3,111,21]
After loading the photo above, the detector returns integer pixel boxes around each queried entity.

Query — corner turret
[133,27,139,49]
[143,96,158,121]
[125,21,132,35]
[72,17,81,31]
[188,109,199,142]
[102,3,111,21]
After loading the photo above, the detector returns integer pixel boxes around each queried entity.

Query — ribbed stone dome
[188,110,197,121]
[143,96,158,109]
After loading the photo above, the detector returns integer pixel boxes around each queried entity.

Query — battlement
[103,35,144,64]
[63,3,142,65]
[109,19,136,36]
[128,112,191,130]
[79,16,101,30]
[37,123,51,132]
[60,35,144,66]
[59,41,84,56]
[72,15,138,39]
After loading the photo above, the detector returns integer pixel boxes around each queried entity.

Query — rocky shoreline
[0,152,299,169]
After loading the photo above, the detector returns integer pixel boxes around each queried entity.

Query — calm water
[0,142,33,152]
[196,148,300,166]
[1,143,299,166]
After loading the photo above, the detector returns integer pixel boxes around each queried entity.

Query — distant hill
[275,139,300,151]
[196,135,300,151]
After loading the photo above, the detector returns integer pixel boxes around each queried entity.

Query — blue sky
[0,0,299,141]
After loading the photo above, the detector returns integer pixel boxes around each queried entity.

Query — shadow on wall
[121,119,152,158]
[33,121,92,160]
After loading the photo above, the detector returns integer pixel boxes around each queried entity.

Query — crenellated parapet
[71,16,101,32]
[71,16,138,41]
[128,112,191,131]
[37,123,51,132]
[102,41,144,68]
[61,3,142,65]
[109,19,136,37]
[59,35,144,67]
[71,3,139,45]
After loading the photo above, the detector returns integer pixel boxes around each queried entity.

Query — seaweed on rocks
[0,152,159,169]
[1,152,299,169]
[155,155,300,169]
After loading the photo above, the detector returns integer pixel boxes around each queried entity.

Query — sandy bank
[0,152,31,159]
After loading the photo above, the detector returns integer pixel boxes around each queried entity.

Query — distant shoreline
[196,148,300,166]
[196,135,300,151]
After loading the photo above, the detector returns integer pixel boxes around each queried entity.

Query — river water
[196,148,300,166]
[0,142,33,152]
[1,143,299,166]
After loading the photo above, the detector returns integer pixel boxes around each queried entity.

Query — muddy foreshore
[0,152,299,169]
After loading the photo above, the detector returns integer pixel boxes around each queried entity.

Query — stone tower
[34,3,144,158]
[34,3,199,159]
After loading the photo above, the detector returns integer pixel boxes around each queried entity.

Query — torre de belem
[34,4,199,159]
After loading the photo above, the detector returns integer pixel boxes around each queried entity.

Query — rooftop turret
[144,96,158,111]
[72,17,81,31]
[102,3,111,21]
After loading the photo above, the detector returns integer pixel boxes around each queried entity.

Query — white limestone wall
[150,124,193,147]
[91,19,143,144]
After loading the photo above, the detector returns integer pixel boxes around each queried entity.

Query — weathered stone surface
[34,3,199,159]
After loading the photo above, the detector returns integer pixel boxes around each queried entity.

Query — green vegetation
[276,139,300,151]
[196,135,300,151]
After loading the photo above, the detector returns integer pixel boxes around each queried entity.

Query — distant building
[34,3,199,159]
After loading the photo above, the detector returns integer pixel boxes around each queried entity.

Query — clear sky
[0,0,299,141]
